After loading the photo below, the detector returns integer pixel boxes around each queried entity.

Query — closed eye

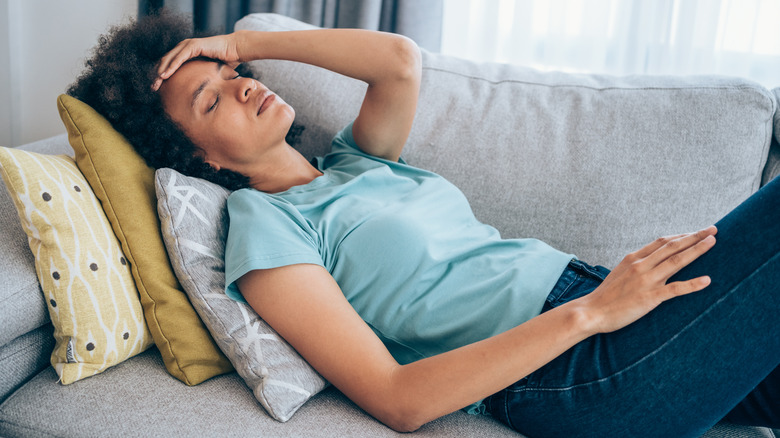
[207,73,240,113]
[207,94,219,113]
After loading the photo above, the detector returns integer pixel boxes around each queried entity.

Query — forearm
[234,29,421,87]
[381,301,596,432]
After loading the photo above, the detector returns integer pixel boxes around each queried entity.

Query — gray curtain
[139,0,442,51]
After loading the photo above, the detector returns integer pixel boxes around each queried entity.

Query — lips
[256,93,275,116]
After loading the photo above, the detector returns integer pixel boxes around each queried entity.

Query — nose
[237,77,257,102]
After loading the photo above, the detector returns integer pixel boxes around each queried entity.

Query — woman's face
[157,59,295,174]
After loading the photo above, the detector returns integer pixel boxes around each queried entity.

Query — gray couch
[1,13,778,438]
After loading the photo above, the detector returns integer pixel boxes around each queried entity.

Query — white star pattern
[157,170,327,422]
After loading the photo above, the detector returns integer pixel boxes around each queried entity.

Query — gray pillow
[155,168,327,422]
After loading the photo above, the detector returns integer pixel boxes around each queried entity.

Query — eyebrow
[190,62,223,109]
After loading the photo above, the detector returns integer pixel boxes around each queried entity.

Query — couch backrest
[238,13,778,269]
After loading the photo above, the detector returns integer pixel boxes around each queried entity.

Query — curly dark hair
[68,11,303,190]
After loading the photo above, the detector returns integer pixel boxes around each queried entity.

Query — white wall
[0,0,138,147]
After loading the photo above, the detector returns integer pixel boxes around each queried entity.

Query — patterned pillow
[0,147,154,384]
[154,168,327,422]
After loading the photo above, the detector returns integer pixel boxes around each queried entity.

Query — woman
[70,12,778,437]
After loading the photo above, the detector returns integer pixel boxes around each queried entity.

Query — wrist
[561,298,602,338]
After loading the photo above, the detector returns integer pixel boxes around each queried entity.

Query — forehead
[158,59,220,105]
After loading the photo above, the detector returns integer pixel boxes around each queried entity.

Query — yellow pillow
[56,94,233,385]
[0,147,154,384]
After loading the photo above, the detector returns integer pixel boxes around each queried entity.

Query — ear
[205,160,221,172]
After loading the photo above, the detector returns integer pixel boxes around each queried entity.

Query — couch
[1,13,778,438]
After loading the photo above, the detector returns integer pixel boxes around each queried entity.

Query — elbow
[388,35,422,83]
[374,385,428,433]
[382,410,424,434]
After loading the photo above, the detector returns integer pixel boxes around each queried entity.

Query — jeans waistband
[542,259,610,311]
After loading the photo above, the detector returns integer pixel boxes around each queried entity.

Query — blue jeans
[486,175,780,438]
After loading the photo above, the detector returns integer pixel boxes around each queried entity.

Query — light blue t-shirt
[224,123,573,413]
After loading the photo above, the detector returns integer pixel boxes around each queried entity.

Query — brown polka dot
[42,192,51,202]
[73,185,81,192]
[123,332,130,340]
[52,271,60,280]
[86,342,95,351]
[119,256,127,265]
[89,263,98,271]
[50,299,57,307]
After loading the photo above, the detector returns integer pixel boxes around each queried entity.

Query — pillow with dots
[0,146,154,384]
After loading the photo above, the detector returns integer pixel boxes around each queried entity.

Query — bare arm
[237,227,716,432]
[154,29,421,161]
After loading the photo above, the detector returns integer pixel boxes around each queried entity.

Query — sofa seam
[422,65,771,94]
[0,418,63,438]
[0,327,52,363]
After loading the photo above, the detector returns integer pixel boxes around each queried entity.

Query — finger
[654,233,716,281]
[632,233,689,260]
[662,275,712,299]
[158,48,191,79]
[643,226,716,268]
[157,40,197,77]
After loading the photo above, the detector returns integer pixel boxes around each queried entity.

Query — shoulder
[322,122,408,170]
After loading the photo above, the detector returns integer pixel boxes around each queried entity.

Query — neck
[248,144,322,193]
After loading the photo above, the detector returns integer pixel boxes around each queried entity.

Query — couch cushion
[408,58,775,268]
[0,347,519,437]
[0,325,54,404]
[239,14,775,269]
[0,147,154,384]
[155,168,327,422]
[0,347,773,437]
[57,94,234,385]
[762,87,780,185]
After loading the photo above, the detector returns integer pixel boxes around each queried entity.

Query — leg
[724,365,780,428]
[488,176,780,437]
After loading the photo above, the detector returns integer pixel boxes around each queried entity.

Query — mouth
[256,93,276,116]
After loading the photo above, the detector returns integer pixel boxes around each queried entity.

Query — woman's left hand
[576,225,717,334]
[152,32,245,90]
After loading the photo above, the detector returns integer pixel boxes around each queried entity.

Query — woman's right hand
[576,226,717,334]
[152,32,246,90]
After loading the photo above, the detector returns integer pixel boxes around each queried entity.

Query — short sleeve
[224,188,323,302]
[319,121,407,166]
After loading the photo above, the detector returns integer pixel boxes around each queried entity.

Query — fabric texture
[0,346,773,437]
[0,325,54,404]
[762,88,780,185]
[225,123,572,372]
[139,0,443,51]
[56,94,233,385]
[155,168,327,422]
[0,147,153,384]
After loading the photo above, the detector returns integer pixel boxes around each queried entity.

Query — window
[441,0,780,88]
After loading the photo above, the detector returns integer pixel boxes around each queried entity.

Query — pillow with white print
[0,147,153,384]
[154,167,327,422]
